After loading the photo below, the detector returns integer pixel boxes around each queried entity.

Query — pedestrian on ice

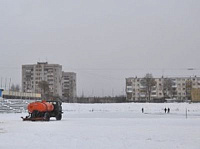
[142,108,144,113]
[164,108,167,113]
[167,108,170,113]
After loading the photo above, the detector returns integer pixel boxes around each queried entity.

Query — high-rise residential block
[62,72,77,102]
[22,62,62,97]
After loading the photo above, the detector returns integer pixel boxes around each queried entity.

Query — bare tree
[10,84,15,91]
[10,84,20,92]
[163,78,173,99]
[15,84,20,92]
[38,81,50,100]
[140,73,156,102]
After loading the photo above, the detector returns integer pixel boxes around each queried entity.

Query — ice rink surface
[0,102,200,149]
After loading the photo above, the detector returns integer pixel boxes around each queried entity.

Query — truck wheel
[44,112,50,121]
[31,110,39,118]
[56,113,62,120]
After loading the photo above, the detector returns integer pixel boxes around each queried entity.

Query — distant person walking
[164,108,167,113]
[167,108,170,113]
[142,108,144,113]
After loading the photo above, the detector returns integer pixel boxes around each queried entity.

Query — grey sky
[0,0,200,96]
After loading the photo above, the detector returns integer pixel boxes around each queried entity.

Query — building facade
[22,62,62,97]
[62,72,77,102]
[126,76,200,102]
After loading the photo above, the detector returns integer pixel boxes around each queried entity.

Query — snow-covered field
[0,102,200,149]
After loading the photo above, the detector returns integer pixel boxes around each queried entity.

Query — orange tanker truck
[21,100,62,121]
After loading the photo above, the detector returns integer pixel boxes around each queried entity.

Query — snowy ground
[0,102,200,149]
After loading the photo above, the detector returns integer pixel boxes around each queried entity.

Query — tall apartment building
[126,76,200,102]
[62,72,77,102]
[22,62,62,97]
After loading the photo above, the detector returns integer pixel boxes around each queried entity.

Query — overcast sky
[0,0,200,96]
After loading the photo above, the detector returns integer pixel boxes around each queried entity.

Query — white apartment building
[22,62,62,97]
[126,76,200,102]
[62,72,77,102]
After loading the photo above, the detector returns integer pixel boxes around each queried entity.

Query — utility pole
[186,108,188,119]
[81,89,84,98]
[112,88,114,97]
[1,77,2,88]
[9,78,11,92]
[5,78,7,90]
